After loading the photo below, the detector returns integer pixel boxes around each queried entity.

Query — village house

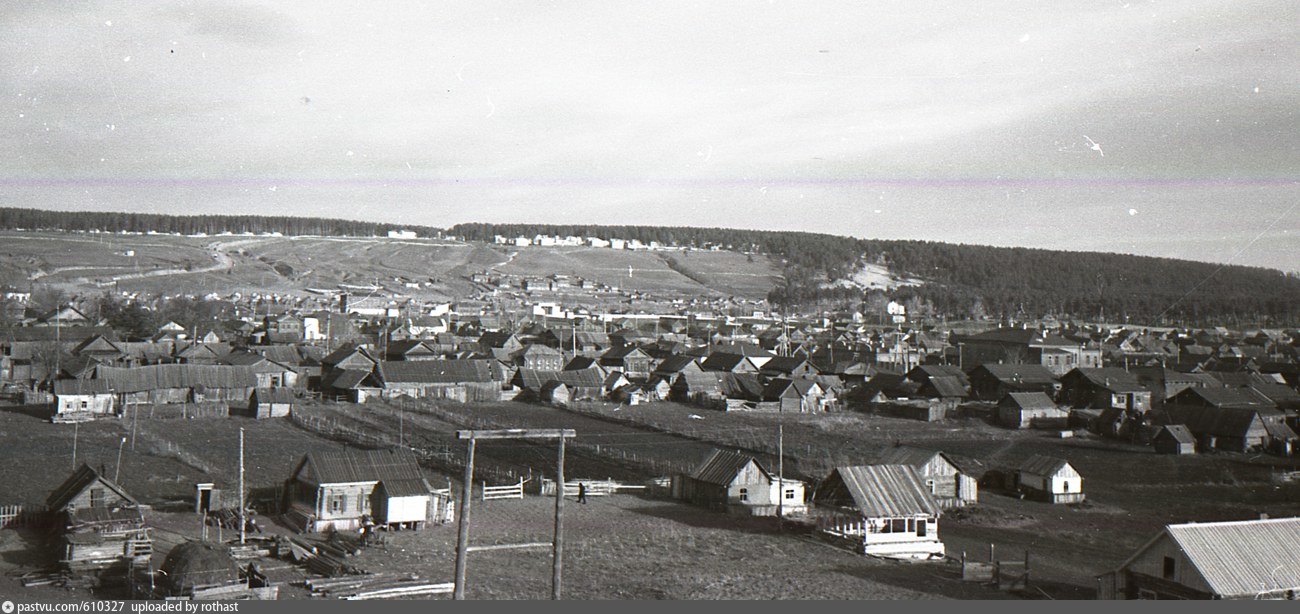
[673,449,806,516]
[46,464,152,572]
[1096,516,1300,600]
[811,465,945,559]
[248,387,296,418]
[515,344,565,371]
[1060,368,1154,413]
[956,328,1102,376]
[376,359,498,402]
[1016,455,1084,504]
[284,449,445,533]
[876,447,978,508]
[762,378,833,412]
[967,363,1061,401]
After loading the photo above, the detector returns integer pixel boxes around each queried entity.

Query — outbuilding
[1016,455,1084,504]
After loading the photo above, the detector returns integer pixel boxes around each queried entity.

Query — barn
[1017,455,1084,504]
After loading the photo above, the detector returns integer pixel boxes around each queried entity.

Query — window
[891,518,907,533]
[738,488,748,502]
[784,489,796,500]
[917,519,927,537]
[906,518,915,532]
[1062,481,1070,493]
[329,494,346,514]
[1163,556,1176,580]
[89,487,104,507]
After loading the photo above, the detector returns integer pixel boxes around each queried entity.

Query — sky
[1,1,1296,271]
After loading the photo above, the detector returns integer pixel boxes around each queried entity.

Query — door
[916,518,927,537]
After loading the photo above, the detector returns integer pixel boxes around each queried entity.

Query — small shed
[1152,424,1196,455]
[997,392,1069,430]
[374,479,433,529]
[249,387,295,418]
[1017,455,1084,504]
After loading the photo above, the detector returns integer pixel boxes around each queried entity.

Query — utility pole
[115,437,126,483]
[552,436,565,600]
[71,422,78,469]
[238,427,246,545]
[777,424,784,525]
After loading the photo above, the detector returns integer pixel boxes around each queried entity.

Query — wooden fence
[0,505,46,528]
[537,478,647,497]
[481,478,525,501]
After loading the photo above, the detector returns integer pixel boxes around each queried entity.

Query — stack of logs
[285,534,365,577]
[304,574,454,600]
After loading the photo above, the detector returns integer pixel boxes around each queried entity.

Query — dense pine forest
[0,209,1294,325]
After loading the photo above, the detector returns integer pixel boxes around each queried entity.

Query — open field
[0,231,781,301]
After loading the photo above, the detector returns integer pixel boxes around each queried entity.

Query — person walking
[577,482,588,504]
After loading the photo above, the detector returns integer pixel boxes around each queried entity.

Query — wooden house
[673,449,805,516]
[248,387,295,418]
[876,446,977,508]
[1160,406,1288,453]
[1151,424,1196,455]
[376,359,498,402]
[1060,368,1153,413]
[763,378,832,413]
[1097,517,1300,600]
[53,379,116,420]
[1016,455,1084,504]
[997,392,1069,429]
[284,449,443,533]
[46,464,151,572]
[811,465,945,559]
[598,345,654,380]
[93,364,258,406]
[967,363,1060,401]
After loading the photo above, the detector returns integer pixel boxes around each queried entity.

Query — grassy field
[1,231,781,301]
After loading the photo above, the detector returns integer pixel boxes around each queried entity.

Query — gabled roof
[1155,424,1196,445]
[1000,391,1058,410]
[1065,368,1147,393]
[1170,386,1274,409]
[877,446,958,471]
[816,465,941,517]
[378,359,493,384]
[94,364,258,392]
[1137,518,1300,598]
[556,367,606,388]
[1162,405,1273,438]
[653,354,699,375]
[923,375,968,398]
[971,363,1059,385]
[1018,455,1075,478]
[46,464,138,510]
[691,449,770,486]
[295,449,425,485]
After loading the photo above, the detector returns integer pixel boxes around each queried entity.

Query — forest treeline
[0,207,439,239]
[0,210,1294,325]
[452,223,1300,326]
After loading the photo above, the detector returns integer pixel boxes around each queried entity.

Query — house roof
[691,449,769,486]
[1156,424,1196,444]
[1159,517,1300,598]
[379,478,433,498]
[94,364,258,393]
[557,367,605,388]
[972,363,1059,385]
[297,449,425,485]
[1066,368,1147,393]
[46,464,138,510]
[1172,386,1274,409]
[1001,391,1057,410]
[653,354,698,374]
[253,387,296,404]
[818,465,942,517]
[923,375,968,398]
[1018,455,1074,477]
[379,359,493,384]
[877,446,955,470]
[1162,406,1272,438]
[54,379,112,395]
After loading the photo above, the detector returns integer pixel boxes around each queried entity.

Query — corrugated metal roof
[820,465,941,517]
[1166,517,1300,597]
[877,446,948,469]
[691,449,769,486]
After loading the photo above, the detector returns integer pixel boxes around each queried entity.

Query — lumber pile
[20,569,71,588]
[286,536,364,577]
[304,574,452,600]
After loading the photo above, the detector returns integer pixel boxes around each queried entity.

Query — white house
[1017,455,1084,504]
[812,465,945,559]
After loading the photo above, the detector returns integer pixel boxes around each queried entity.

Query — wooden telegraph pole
[452,429,576,600]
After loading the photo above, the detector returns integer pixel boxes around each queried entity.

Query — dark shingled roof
[379,359,493,384]
[296,449,425,485]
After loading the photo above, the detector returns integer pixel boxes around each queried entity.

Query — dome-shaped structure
[158,541,241,595]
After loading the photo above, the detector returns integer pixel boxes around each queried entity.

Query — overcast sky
[1,1,1296,270]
